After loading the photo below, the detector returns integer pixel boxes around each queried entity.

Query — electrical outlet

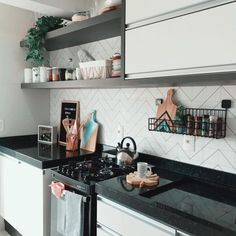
[117,124,124,142]
[183,135,195,152]
[156,98,163,106]
[0,120,4,132]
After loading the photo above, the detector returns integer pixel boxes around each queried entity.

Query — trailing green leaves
[24,16,63,66]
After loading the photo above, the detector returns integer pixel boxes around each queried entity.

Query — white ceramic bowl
[105,0,122,7]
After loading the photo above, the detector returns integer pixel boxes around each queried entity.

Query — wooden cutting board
[80,111,99,152]
[126,172,159,188]
[156,89,177,121]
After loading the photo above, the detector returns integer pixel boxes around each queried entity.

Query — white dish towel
[57,190,83,236]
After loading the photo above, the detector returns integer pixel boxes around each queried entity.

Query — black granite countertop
[96,155,236,236]
[0,135,99,169]
[1,135,236,235]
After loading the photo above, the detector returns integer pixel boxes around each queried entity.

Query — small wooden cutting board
[156,89,177,121]
[126,172,159,188]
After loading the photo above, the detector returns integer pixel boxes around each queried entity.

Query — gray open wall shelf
[20,2,236,89]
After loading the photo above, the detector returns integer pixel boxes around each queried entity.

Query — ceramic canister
[32,67,40,83]
[24,68,32,83]
[39,66,48,83]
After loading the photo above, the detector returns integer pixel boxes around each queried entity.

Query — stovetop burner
[54,155,136,185]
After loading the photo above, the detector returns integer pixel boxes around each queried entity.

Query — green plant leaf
[24,15,62,66]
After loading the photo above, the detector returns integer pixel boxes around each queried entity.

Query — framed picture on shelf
[59,100,80,145]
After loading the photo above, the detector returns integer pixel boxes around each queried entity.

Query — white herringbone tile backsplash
[49,37,236,174]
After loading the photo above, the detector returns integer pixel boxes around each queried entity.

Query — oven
[50,172,97,236]
[49,153,135,236]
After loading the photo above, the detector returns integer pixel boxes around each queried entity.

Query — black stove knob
[66,168,72,176]
[71,170,79,179]
[58,166,63,172]
[61,166,67,174]
[69,163,76,170]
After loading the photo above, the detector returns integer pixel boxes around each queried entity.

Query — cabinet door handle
[97,223,121,236]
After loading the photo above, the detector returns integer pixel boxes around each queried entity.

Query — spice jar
[111,53,121,77]
[52,67,59,81]
[201,115,209,137]
[208,115,217,137]
[216,117,223,138]
[186,115,194,135]
[194,116,202,136]
[65,69,75,80]
[47,68,53,82]
[65,58,76,80]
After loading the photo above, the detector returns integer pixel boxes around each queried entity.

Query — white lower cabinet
[97,196,176,236]
[0,154,52,236]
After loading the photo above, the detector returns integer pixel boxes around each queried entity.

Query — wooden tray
[126,172,159,188]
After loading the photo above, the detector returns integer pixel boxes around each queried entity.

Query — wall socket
[183,135,195,152]
[0,120,4,132]
[117,124,124,142]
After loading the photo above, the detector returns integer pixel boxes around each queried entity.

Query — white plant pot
[39,66,48,83]
[32,67,40,83]
[24,68,32,83]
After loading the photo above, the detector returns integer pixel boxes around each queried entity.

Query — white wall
[0,3,50,137]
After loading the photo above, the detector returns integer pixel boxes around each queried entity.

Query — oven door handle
[50,177,89,203]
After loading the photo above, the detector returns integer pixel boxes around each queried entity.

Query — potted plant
[24,16,63,82]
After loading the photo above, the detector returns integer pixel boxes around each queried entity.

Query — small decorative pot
[32,67,40,83]
[24,68,32,83]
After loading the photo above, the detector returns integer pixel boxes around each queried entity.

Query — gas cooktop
[51,153,136,194]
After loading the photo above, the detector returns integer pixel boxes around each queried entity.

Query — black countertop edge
[95,182,236,236]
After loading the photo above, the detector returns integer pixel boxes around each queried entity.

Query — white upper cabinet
[126,0,209,26]
[125,2,236,79]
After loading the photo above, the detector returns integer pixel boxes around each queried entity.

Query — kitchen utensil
[156,89,177,121]
[116,136,139,166]
[80,111,99,152]
[62,119,78,151]
[126,172,159,188]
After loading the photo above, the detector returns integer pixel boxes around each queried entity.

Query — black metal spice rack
[148,100,231,139]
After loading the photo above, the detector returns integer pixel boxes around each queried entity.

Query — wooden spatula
[156,89,177,121]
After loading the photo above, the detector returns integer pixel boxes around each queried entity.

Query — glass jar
[47,68,53,82]
[65,69,76,80]
[52,67,59,81]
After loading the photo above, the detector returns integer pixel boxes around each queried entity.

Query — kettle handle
[120,136,137,151]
